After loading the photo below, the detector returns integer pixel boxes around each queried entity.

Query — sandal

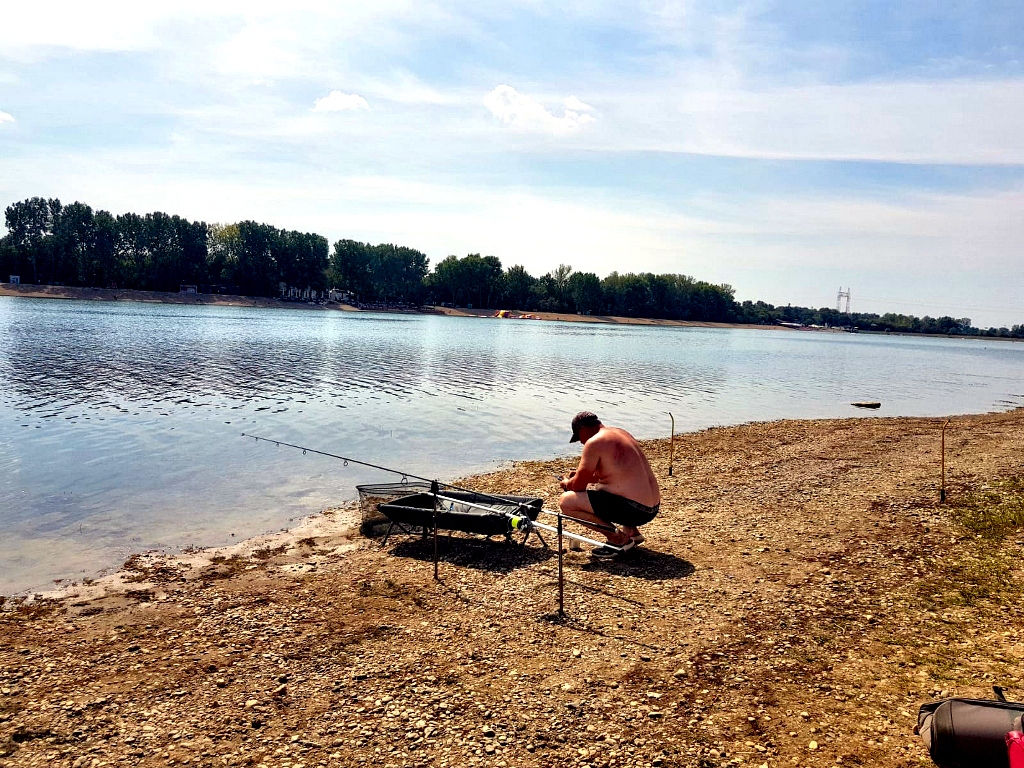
[591,539,635,558]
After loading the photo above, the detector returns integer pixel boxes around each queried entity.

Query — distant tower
[836,287,851,314]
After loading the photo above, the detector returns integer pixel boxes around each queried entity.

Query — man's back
[586,426,660,507]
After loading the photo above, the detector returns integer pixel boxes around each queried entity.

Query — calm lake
[2,297,1023,594]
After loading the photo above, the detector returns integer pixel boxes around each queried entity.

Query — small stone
[572,648,581,658]
[415,719,426,729]
[809,740,818,750]
[673,669,687,678]
[800,711,810,719]
[648,711,663,719]
[484,745,495,755]
[482,727,495,738]
[245,699,259,708]
[274,685,287,696]
[640,654,652,662]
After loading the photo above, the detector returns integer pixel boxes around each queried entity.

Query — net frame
[356,480,433,536]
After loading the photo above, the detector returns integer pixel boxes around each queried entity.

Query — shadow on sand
[386,531,693,581]
[580,548,695,581]
[387,534,555,574]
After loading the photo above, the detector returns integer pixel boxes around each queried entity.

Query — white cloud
[484,85,596,135]
[603,78,1024,165]
[312,90,370,112]
[0,111,14,124]
[564,95,594,113]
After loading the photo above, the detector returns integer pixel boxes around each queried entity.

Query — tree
[502,265,535,309]
[85,211,118,288]
[327,240,373,298]
[568,271,602,314]
[51,201,95,286]
[114,213,149,288]
[229,221,278,296]
[429,255,464,305]
[369,244,429,303]
[4,197,62,284]
[455,254,502,308]
[278,231,329,293]
[207,223,240,286]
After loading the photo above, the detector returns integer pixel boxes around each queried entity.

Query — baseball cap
[570,411,601,443]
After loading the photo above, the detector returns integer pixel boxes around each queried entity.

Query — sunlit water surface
[2,297,1022,593]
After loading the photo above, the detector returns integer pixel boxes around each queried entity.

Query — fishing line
[241,432,617,536]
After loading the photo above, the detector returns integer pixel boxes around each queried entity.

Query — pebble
[245,699,259,708]
[809,740,818,750]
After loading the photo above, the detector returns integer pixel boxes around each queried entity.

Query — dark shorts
[587,490,660,528]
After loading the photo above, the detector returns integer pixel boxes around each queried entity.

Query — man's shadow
[387,532,694,581]
[580,548,695,581]
[388,534,554,574]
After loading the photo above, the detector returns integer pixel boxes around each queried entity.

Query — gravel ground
[3,410,1024,768]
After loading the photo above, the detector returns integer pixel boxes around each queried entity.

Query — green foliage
[2,195,1022,334]
[949,478,1024,540]
[328,240,428,303]
[1,197,327,297]
[916,478,1024,610]
[502,265,535,309]
[735,299,1021,337]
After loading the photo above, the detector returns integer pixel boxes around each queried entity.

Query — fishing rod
[243,432,623,616]
[243,432,618,540]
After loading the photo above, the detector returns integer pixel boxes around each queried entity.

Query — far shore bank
[0,282,789,331]
[6,282,1020,340]
[3,409,1024,766]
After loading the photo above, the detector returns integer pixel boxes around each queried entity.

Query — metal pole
[557,513,564,618]
[940,420,950,503]
[667,411,675,477]
[431,480,440,580]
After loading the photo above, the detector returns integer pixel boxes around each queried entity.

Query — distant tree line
[736,300,1024,339]
[0,197,329,296]
[2,196,1021,338]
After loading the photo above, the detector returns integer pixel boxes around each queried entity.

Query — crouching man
[558,411,661,558]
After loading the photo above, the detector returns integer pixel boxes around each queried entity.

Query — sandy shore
[427,305,780,330]
[3,410,1024,767]
[0,284,329,310]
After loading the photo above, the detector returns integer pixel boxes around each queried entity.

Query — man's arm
[561,440,600,491]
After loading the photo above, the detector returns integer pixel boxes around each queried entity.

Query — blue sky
[1,1,1022,326]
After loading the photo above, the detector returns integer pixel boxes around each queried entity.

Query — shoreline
[0,403,1014,601]
[4,282,1019,339]
[0,282,789,331]
[3,410,1024,766]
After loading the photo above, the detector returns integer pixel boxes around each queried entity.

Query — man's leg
[558,492,631,546]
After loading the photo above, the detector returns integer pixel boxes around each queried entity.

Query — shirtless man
[558,412,661,558]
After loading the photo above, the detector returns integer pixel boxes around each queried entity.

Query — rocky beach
[2,410,1024,768]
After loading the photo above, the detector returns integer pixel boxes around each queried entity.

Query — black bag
[918,687,1024,768]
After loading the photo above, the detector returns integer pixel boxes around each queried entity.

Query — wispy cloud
[1,1,1023,324]
[483,85,595,135]
[312,91,370,112]
[603,78,1024,165]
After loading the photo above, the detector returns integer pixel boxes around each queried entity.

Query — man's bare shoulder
[600,426,639,445]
